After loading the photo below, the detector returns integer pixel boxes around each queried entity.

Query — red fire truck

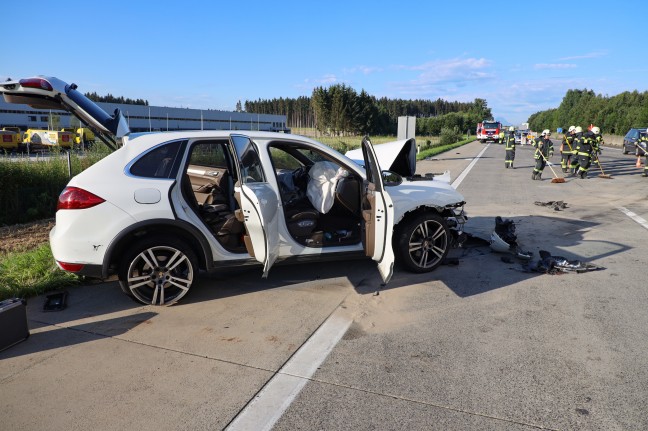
[476,120,502,143]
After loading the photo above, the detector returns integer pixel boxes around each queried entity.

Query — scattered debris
[489,216,533,260]
[441,257,460,266]
[521,250,604,274]
[43,290,69,312]
[535,250,604,274]
[535,201,568,211]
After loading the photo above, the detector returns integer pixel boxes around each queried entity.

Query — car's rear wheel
[395,213,450,273]
[118,237,197,306]
[622,145,628,154]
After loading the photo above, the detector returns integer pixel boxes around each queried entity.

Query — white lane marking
[225,307,352,431]
[452,143,490,189]
[618,207,648,231]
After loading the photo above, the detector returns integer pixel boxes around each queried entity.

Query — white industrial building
[0,99,288,133]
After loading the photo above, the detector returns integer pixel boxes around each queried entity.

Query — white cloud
[558,51,607,61]
[343,66,383,75]
[390,57,495,95]
[534,63,577,70]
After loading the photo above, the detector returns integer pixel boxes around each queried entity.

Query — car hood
[345,138,417,177]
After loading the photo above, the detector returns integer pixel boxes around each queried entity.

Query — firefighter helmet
[592,126,600,135]
[542,129,551,136]
[509,126,514,132]
[575,126,583,133]
[568,125,576,132]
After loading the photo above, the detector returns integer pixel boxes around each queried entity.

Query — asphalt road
[2,140,647,430]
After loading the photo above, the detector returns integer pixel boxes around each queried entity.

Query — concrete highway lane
[2,141,647,430]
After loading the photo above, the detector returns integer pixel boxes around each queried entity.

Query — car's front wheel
[118,237,197,306]
[622,145,628,155]
[395,213,450,273]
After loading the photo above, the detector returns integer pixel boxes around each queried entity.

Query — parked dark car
[622,127,647,154]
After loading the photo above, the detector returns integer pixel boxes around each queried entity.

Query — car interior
[181,139,364,254]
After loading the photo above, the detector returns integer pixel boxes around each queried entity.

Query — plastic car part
[489,231,512,253]
[536,250,604,274]
[395,213,450,272]
[43,291,68,311]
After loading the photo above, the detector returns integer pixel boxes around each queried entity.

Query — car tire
[118,236,197,306]
[622,145,628,155]
[395,213,450,273]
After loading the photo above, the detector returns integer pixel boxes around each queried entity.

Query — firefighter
[575,127,596,179]
[499,130,505,144]
[591,126,603,166]
[504,126,516,168]
[638,131,648,177]
[560,126,576,173]
[532,129,554,180]
[569,126,584,174]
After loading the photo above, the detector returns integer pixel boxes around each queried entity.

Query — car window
[189,140,228,168]
[129,140,184,179]
[269,147,302,170]
[231,135,266,183]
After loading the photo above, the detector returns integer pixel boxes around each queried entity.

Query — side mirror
[382,170,402,186]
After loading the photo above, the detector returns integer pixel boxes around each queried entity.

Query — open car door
[229,134,280,277]
[0,76,128,151]
[361,137,395,283]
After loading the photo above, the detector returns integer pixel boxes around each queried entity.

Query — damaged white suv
[1,76,467,305]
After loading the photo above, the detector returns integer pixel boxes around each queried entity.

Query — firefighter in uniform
[569,126,584,174]
[532,129,554,180]
[575,127,596,179]
[504,126,516,168]
[591,126,603,166]
[560,126,576,173]
[638,132,648,177]
[499,130,505,144]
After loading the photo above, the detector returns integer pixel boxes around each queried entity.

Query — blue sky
[1,0,646,126]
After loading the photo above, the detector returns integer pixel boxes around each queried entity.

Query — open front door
[229,134,279,277]
[361,137,395,283]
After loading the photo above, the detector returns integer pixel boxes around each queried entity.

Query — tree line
[245,84,492,136]
[528,89,648,135]
[84,92,149,106]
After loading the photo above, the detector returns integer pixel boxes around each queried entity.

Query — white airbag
[307,161,347,214]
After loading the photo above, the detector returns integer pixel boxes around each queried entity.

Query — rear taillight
[19,78,53,91]
[2,135,11,142]
[57,187,105,210]
[57,261,84,272]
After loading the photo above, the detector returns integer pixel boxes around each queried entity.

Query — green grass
[417,136,475,160]
[0,244,80,301]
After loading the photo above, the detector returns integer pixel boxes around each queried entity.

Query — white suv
[1,76,467,305]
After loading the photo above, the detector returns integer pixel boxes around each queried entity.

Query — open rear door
[361,137,395,283]
[229,134,279,277]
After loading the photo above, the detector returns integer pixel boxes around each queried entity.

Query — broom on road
[594,153,612,179]
[536,149,566,183]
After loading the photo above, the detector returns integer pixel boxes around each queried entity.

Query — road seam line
[618,206,648,230]
[452,143,490,189]
[224,306,352,431]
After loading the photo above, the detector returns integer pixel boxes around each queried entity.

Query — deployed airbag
[307,161,347,213]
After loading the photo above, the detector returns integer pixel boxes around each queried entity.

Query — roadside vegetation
[0,243,79,301]
[0,144,111,301]
[529,89,648,134]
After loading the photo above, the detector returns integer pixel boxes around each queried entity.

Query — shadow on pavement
[0,311,157,360]
[358,214,629,298]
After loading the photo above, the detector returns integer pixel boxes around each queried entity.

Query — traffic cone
[637,158,642,168]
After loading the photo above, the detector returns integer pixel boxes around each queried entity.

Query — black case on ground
[0,298,29,352]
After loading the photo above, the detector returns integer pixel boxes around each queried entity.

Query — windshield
[483,122,499,129]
